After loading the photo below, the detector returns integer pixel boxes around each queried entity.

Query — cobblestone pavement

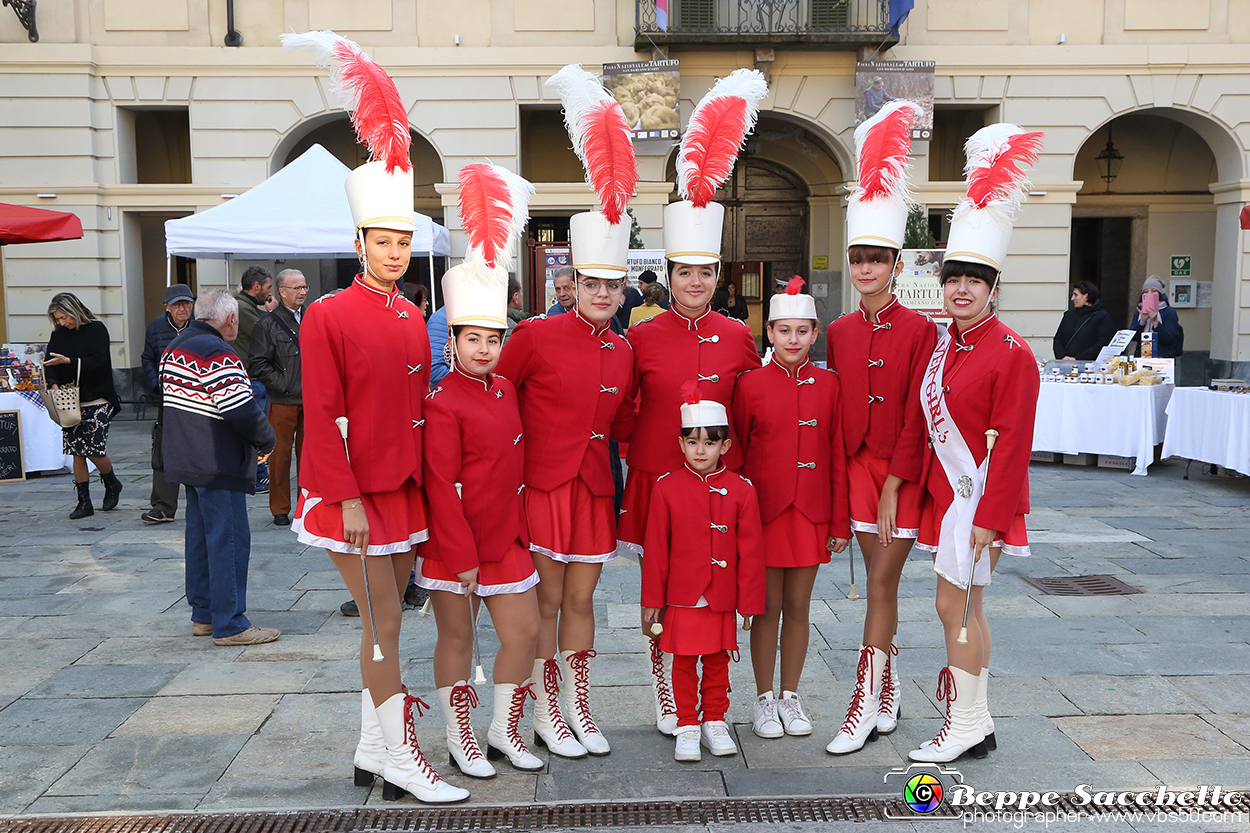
[1,419,1248,820]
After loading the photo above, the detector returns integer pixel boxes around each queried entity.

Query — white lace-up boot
[354,688,387,786]
[649,640,678,735]
[826,645,884,755]
[376,692,470,804]
[559,649,610,755]
[486,681,543,770]
[531,657,587,758]
[752,692,784,739]
[976,667,995,751]
[438,682,495,779]
[877,642,901,734]
[908,667,988,763]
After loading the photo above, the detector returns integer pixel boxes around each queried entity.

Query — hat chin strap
[357,229,386,284]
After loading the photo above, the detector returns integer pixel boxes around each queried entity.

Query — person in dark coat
[140,284,194,523]
[1131,275,1183,358]
[44,292,123,520]
[1052,280,1116,360]
[712,280,749,321]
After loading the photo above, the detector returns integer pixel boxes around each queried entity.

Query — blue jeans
[185,485,252,638]
[251,381,270,485]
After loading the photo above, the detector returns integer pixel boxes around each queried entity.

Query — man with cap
[139,283,195,523]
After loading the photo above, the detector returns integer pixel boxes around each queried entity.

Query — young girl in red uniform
[732,278,851,739]
[910,124,1043,763]
[493,65,640,758]
[622,70,768,733]
[418,163,544,784]
[825,101,938,755]
[642,390,765,762]
[282,31,466,804]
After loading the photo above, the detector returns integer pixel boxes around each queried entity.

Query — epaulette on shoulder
[656,472,670,481]
[738,474,753,486]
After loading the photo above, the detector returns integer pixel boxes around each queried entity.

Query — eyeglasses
[282,285,309,292]
[579,279,624,296]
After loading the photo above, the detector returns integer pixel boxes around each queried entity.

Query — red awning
[0,202,84,246]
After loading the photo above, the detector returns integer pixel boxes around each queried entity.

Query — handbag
[40,362,82,428]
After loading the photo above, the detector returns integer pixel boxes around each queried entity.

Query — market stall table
[1032,381,1173,476]
[1162,387,1250,477]
[0,391,71,474]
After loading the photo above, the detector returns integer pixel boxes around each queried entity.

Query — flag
[656,0,668,31]
[889,0,914,35]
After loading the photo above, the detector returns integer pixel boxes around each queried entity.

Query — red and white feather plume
[953,124,1045,228]
[457,163,534,274]
[677,69,769,207]
[281,30,411,173]
[544,64,638,225]
[851,100,922,206]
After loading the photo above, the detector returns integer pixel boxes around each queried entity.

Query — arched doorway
[1071,110,1222,375]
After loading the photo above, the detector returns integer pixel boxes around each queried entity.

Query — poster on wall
[602,60,681,144]
[627,249,666,287]
[896,250,946,317]
[541,247,571,310]
[854,61,935,139]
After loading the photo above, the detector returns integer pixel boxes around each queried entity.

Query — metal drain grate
[2,793,1247,833]
[1022,575,1143,596]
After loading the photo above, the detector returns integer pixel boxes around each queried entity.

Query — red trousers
[267,403,303,515]
[672,651,730,727]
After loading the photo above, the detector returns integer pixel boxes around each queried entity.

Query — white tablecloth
[1032,382,1173,476]
[1162,387,1250,476]
[0,391,72,473]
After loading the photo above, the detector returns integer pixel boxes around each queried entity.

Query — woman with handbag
[44,292,123,519]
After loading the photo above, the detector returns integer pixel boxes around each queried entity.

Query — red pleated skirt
[293,479,428,555]
[847,445,924,539]
[417,539,539,596]
[659,605,738,656]
[762,505,830,568]
[524,476,617,563]
[617,468,661,554]
[915,495,1031,558]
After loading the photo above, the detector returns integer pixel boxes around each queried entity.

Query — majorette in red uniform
[825,101,938,755]
[732,278,851,741]
[282,31,466,805]
[641,393,765,762]
[618,69,768,735]
[493,64,640,758]
[417,162,545,782]
[909,124,1044,764]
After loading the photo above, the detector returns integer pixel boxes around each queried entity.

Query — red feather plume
[582,100,638,225]
[334,41,411,174]
[680,379,702,405]
[458,164,514,270]
[855,101,920,202]
[965,130,1044,209]
[677,69,769,208]
[786,276,805,295]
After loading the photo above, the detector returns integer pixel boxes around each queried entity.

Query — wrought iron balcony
[635,0,891,47]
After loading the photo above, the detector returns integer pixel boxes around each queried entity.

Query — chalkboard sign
[0,410,25,483]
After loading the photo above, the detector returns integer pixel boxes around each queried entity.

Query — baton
[336,417,383,663]
[957,429,999,645]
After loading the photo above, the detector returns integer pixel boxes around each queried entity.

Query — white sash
[922,331,992,589]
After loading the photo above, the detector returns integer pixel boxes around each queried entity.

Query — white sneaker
[752,693,784,739]
[778,690,813,736]
[674,726,701,762]
[700,720,738,756]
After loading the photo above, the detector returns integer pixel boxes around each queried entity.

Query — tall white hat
[444,162,534,330]
[679,381,729,428]
[545,65,639,280]
[846,100,923,252]
[944,124,1045,273]
[667,69,769,266]
[768,276,817,321]
[281,31,416,234]
[570,211,629,278]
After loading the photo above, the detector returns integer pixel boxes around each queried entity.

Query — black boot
[101,470,123,511]
[70,481,94,519]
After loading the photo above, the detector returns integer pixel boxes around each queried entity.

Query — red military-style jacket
[421,365,529,574]
[495,309,634,496]
[731,358,852,538]
[641,464,766,616]
[921,314,1040,535]
[626,306,762,474]
[301,277,431,505]
[826,296,937,483]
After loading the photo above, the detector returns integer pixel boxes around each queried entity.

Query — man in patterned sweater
[161,290,279,646]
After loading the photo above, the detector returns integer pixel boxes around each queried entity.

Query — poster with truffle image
[854,61,935,139]
[603,59,681,144]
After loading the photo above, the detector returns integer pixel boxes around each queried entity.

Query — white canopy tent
[164,143,450,298]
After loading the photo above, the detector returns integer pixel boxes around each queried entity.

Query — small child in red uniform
[641,387,765,762]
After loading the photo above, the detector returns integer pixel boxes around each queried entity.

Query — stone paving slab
[1048,676,1211,716]
[0,696,146,745]
[1053,715,1250,761]
[44,733,252,796]
[112,694,282,736]
[27,662,187,699]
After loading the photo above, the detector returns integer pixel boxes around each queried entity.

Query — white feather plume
[544,64,613,166]
[463,164,535,276]
[676,68,769,205]
[950,123,1043,231]
[281,30,368,113]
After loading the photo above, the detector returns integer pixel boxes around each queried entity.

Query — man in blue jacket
[139,284,193,523]
[161,290,279,646]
